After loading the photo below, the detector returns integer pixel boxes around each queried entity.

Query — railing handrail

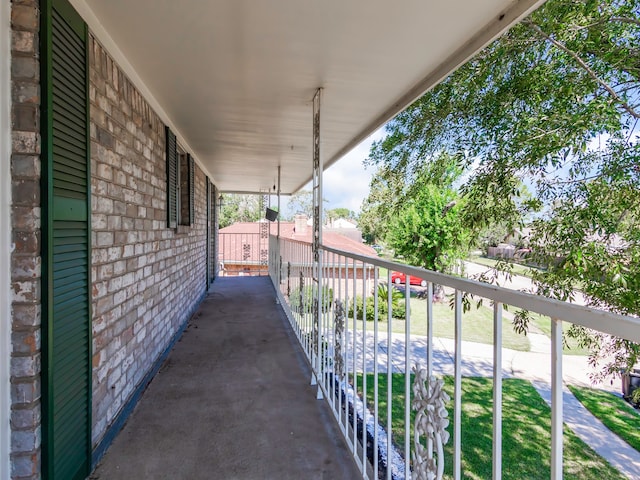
[270,234,640,479]
[317,242,640,343]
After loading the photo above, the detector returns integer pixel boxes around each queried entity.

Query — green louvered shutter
[211,182,218,281]
[206,178,211,290]
[205,179,218,285]
[41,0,91,479]
[166,127,178,228]
[188,153,195,225]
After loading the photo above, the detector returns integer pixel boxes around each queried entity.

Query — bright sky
[280,128,386,216]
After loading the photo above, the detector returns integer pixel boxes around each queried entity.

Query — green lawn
[366,296,530,351]
[357,374,626,480]
[568,385,640,452]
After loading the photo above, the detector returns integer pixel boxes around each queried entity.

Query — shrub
[347,285,406,320]
[289,285,333,313]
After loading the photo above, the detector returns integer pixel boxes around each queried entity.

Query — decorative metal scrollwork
[312,293,319,354]
[311,89,321,272]
[412,364,450,480]
[333,299,345,379]
[299,271,304,312]
[260,192,269,266]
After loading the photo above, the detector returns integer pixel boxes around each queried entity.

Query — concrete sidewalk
[535,383,640,480]
[91,277,360,480]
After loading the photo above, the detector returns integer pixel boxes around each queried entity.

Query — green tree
[219,194,261,228]
[388,183,470,273]
[286,189,329,220]
[327,207,355,222]
[287,189,313,217]
[360,153,471,269]
[367,0,640,379]
[358,165,405,244]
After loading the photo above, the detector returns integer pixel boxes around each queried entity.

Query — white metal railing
[219,232,269,276]
[268,235,640,480]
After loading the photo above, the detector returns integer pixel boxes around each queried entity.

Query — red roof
[219,222,377,257]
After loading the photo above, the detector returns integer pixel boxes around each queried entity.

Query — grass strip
[568,385,640,452]
[356,374,625,480]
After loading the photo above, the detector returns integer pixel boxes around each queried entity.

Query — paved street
[463,260,589,305]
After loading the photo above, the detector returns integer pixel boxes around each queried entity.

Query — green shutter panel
[188,153,195,225]
[42,0,91,479]
[205,177,213,291]
[211,182,218,281]
[166,127,178,228]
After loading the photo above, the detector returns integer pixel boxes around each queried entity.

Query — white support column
[492,302,503,480]
[453,290,462,480]
[277,165,281,239]
[551,318,563,480]
[276,165,281,286]
[260,190,269,272]
[0,1,12,477]
[312,88,323,399]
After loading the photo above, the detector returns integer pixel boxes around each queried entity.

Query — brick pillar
[10,1,42,479]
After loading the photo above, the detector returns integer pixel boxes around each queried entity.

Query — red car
[391,272,427,287]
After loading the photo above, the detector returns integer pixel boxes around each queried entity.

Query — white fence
[268,235,640,480]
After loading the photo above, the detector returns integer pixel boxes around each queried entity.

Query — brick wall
[8,3,211,476]
[88,36,209,447]
[10,1,42,478]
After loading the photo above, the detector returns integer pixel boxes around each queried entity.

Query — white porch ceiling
[77,0,545,194]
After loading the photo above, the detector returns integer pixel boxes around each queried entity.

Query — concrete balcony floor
[92,276,360,479]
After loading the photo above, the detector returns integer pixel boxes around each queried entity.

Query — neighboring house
[326,217,357,229]
[505,227,532,246]
[324,217,364,243]
[219,218,376,277]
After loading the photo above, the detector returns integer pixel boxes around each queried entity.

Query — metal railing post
[551,318,563,480]
[454,289,462,480]
[493,302,503,480]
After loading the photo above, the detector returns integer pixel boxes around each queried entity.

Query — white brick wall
[89,36,209,447]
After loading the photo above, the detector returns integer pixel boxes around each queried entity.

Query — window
[166,127,195,228]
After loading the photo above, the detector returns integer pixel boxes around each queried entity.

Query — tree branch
[610,16,640,27]
[522,19,640,119]
[552,173,603,185]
